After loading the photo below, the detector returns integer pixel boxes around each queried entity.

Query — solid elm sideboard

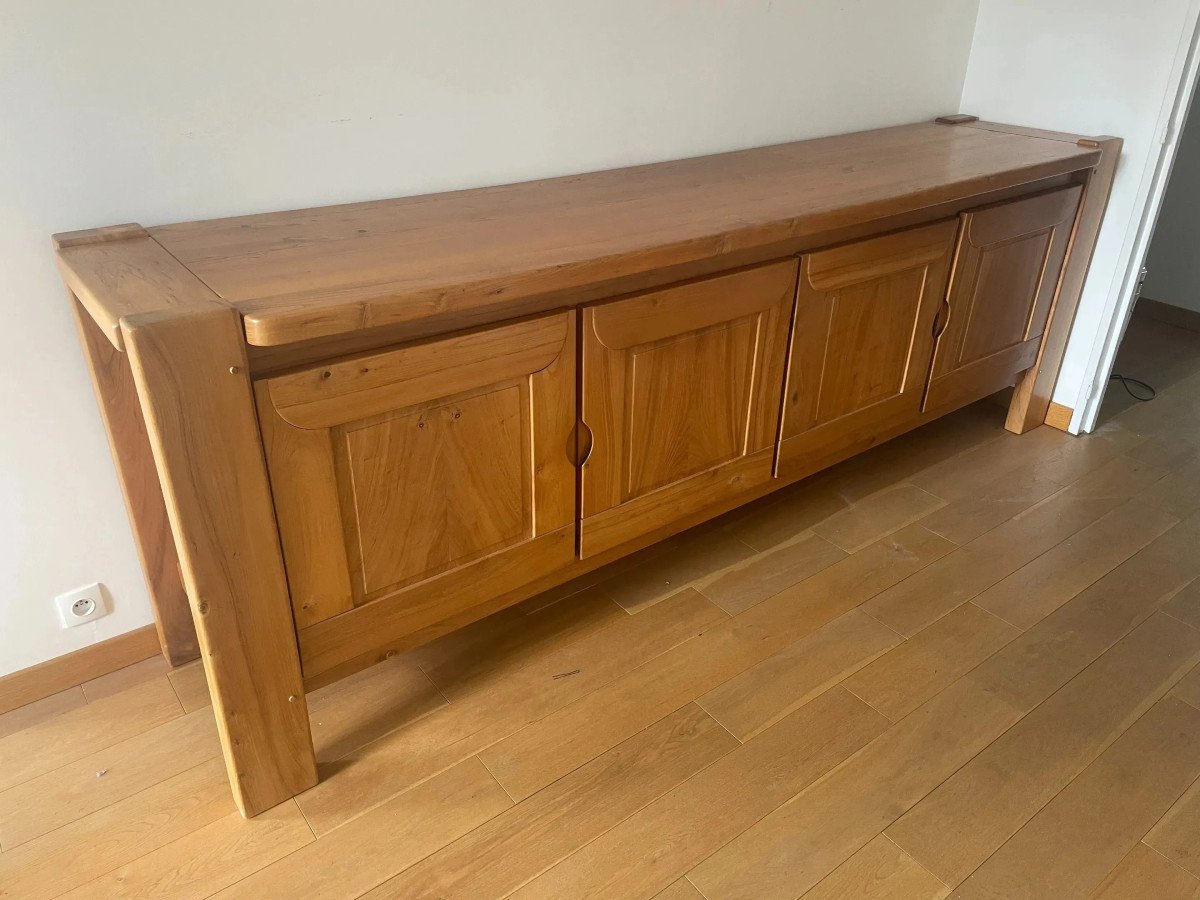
[54,116,1120,817]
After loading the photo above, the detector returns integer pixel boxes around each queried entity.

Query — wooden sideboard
[54,116,1121,817]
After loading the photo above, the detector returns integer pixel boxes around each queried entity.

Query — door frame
[1075,0,1200,432]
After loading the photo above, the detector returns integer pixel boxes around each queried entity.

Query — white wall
[961,0,1198,422]
[1144,85,1200,313]
[0,0,981,676]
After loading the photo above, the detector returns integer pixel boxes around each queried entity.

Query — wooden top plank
[63,121,1102,348]
[54,229,229,351]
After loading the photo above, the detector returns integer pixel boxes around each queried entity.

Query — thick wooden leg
[1007,136,1123,434]
[70,294,199,666]
[122,306,317,817]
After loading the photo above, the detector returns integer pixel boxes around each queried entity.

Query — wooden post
[70,294,199,666]
[1006,136,1124,433]
[122,306,317,817]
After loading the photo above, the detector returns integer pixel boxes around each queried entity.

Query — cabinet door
[777,221,958,480]
[256,312,577,679]
[580,260,797,558]
[925,185,1082,414]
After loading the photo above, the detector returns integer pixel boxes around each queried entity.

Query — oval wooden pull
[575,421,595,467]
[933,296,952,340]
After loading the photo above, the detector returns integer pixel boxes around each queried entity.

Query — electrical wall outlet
[54,583,110,628]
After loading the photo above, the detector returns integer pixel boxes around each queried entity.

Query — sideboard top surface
[58,120,1102,348]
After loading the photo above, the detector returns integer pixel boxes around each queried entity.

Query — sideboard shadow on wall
[53,115,1121,817]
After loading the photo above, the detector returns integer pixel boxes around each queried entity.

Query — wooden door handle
[574,421,595,467]
[933,296,951,339]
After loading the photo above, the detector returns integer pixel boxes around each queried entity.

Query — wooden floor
[5,310,1200,899]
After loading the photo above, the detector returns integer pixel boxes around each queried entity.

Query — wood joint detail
[52,223,148,250]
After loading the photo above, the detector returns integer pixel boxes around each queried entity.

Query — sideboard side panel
[123,307,316,818]
[69,294,199,666]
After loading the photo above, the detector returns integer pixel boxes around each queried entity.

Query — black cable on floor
[1110,373,1157,402]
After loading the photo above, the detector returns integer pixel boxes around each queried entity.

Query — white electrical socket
[54,583,110,628]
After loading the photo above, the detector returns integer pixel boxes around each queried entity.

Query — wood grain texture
[779,221,956,481]
[951,697,1200,900]
[295,590,725,835]
[266,312,569,429]
[1007,136,1123,433]
[510,687,887,900]
[1045,400,1074,431]
[926,185,1082,417]
[70,296,196,665]
[215,758,511,899]
[887,612,1200,887]
[1092,843,1200,899]
[123,307,316,817]
[139,123,1098,346]
[4,343,1200,896]
[363,704,737,899]
[580,261,794,556]
[260,311,576,652]
[804,835,950,900]
[54,230,228,350]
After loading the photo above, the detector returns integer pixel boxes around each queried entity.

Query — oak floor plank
[481,527,950,800]
[1126,430,1200,470]
[362,704,737,899]
[653,879,706,899]
[306,656,446,764]
[0,687,86,741]
[863,490,1121,637]
[413,585,626,693]
[0,677,182,794]
[886,612,1200,887]
[1174,661,1200,711]
[698,609,900,741]
[728,478,849,552]
[910,419,1137,504]
[951,697,1200,900]
[1145,770,1200,878]
[969,512,1200,712]
[698,530,846,615]
[1062,452,1171,498]
[296,589,725,834]
[842,602,1019,722]
[601,527,757,613]
[803,834,950,900]
[215,758,511,899]
[810,483,945,553]
[973,500,1179,629]
[687,513,1200,900]
[1164,578,1200,630]
[60,799,313,899]
[1140,452,1200,518]
[0,758,232,899]
[686,672,1024,900]
[916,471,1060,545]
[0,705,220,848]
[80,656,171,703]
[811,401,1008,504]
[166,661,210,713]
[511,687,886,900]
[1091,843,1200,899]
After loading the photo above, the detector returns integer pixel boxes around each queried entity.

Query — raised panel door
[925,185,1082,414]
[579,260,797,558]
[255,312,577,679]
[777,221,958,480]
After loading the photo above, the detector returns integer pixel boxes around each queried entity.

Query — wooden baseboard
[0,625,162,715]
[1137,296,1200,333]
[1045,401,1074,432]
